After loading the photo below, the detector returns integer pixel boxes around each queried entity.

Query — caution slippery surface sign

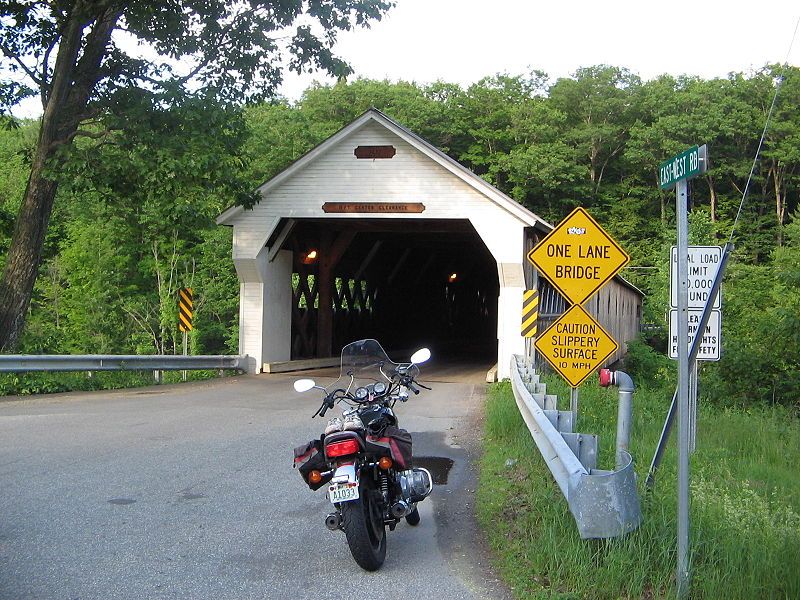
[535,304,618,388]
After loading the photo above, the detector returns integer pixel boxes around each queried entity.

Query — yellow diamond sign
[528,207,630,306]
[535,305,618,388]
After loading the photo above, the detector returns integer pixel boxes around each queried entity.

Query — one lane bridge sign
[527,207,630,306]
[535,304,618,388]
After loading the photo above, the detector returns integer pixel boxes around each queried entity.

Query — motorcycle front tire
[340,478,387,571]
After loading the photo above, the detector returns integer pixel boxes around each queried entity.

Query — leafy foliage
[0,0,394,350]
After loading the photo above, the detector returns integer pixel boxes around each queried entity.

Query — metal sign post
[689,360,698,454]
[675,179,691,598]
[570,387,579,426]
[658,145,708,599]
[182,330,188,382]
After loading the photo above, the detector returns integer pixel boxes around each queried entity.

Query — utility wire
[728,16,800,244]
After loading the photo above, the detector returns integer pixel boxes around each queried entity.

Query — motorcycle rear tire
[341,479,386,571]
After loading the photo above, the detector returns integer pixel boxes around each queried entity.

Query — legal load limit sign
[535,304,618,388]
[670,245,722,309]
[528,207,630,306]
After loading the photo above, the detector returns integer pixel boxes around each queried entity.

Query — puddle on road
[412,456,454,484]
[107,498,136,506]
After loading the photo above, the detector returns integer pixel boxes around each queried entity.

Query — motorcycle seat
[323,430,365,447]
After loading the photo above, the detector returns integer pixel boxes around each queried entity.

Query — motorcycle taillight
[325,439,360,458]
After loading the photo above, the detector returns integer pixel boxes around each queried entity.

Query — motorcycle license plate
[328,482,359,504]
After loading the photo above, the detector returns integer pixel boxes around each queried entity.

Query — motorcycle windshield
[339,339,397,382]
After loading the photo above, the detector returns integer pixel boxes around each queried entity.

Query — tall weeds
[477,379,800,599]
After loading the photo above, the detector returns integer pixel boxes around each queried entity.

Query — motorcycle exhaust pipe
[389,500,410,519]
[325,512,342,531]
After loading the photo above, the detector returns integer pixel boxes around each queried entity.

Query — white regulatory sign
[669,309,721,361]
[670,246,722,309]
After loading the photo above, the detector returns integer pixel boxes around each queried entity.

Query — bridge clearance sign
[527,207,629,388]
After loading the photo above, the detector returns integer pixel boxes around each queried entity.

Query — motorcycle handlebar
[312,376,431,417]
[315,390,344,418]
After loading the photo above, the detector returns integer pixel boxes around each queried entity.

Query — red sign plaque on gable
[354,145,396,159]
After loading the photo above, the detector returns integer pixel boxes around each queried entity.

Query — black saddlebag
[365,426,413,470]
[293,438,330,490]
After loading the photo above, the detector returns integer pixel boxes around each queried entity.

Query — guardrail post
[511,355,641,538]
[599,369,635,470]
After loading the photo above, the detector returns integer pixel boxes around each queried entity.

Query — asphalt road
[0,365,511,600]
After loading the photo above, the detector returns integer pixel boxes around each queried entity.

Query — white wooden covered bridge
[216,109,641,379]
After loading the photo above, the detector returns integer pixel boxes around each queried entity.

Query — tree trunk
[0,8,120,351]
[0,167,59,350]
[772,163,786,246]
[706,174,717,224]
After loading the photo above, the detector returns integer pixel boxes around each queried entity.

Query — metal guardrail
[510,354,641,539]
[0,355,247,373]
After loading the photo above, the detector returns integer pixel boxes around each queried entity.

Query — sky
[280,0,800,99]
[9,0,800,117]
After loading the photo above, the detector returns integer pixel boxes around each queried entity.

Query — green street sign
[659,144,708,189]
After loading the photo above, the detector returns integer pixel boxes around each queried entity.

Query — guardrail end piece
[569,451,642,539]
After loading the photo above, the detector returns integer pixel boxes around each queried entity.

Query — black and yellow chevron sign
[178,287,193,332]
[521,289,539,338]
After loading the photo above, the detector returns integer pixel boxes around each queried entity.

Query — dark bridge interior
[275,218,499,362]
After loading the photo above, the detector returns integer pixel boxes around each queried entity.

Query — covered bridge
[216,109,641,379]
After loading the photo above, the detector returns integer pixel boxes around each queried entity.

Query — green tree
[762,66,800,245]
[549,65,642,209]
[0,0,393,351]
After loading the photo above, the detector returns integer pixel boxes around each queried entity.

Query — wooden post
[315,230,355,358]
[316,232,334,357]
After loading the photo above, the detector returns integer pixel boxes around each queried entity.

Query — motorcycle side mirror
[293,379,316,393]
[410,348,431,365]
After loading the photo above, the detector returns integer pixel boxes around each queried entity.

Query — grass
[0,368,224,397]
[476,377,800,599]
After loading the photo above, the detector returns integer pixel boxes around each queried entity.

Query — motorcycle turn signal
[378,456,393,470]
[308,470,323,485]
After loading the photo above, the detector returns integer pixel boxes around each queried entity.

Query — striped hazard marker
[521,289,538,338]
[178,287,193,332]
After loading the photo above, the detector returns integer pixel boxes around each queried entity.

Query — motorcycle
[292,339,434,571]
